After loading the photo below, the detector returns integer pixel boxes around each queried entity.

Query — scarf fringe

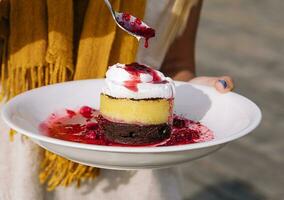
[1,63,70,99]
[1,61,100,190]
[39,151,100,191]
[9,129,16,141]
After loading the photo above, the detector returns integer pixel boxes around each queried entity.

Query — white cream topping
[102,63,175,99]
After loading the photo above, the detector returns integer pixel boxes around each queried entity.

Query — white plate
[1,80,261,170]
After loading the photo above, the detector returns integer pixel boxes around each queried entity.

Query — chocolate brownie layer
[97,115,171,145]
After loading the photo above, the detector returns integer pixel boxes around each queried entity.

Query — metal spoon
[103,0,155,46]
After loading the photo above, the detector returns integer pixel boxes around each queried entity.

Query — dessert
[41,66,214,146]
[99,63,175,145]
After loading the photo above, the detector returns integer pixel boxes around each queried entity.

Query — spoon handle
[103,0,116,18]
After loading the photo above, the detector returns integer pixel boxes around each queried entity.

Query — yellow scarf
[1,0,146,190]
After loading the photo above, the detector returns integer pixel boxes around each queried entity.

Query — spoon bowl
[103,0,155,47]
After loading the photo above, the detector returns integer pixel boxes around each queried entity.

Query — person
[0,0,233,199]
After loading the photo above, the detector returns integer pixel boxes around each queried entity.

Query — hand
[189,76,234,93]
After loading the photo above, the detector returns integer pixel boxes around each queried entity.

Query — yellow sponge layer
[100,94,171,125]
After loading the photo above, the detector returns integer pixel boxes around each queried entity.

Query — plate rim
[1,79,262,153]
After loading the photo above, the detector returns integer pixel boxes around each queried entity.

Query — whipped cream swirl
[102,63,175,99]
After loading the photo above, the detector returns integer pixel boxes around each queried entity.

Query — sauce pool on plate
[39,106,214,147]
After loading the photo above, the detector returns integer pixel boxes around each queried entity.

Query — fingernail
[218,80,227,89]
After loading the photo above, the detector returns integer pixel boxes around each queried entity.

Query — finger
[189,76,217,86]
[215,76,234,93]
[189,76,234,93]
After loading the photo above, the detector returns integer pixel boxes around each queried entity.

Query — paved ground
[179,1,284,200]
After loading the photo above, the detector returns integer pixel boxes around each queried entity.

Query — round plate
[1,80,261,170]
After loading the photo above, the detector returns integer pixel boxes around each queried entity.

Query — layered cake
[99,63,175,145]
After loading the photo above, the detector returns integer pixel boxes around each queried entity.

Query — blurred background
[178,1,284,200]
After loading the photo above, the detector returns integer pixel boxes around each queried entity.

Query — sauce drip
[40,106,214,147]
[117,13,155,48]
[123,63,163,92]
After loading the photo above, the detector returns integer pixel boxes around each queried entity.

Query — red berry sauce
[79,106,93,119]
[40,106,214,147]
[122,63,164,92]
[117,13,155,48]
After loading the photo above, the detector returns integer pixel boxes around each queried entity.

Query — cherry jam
[117,12,155,48]
[122,63,164,92]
